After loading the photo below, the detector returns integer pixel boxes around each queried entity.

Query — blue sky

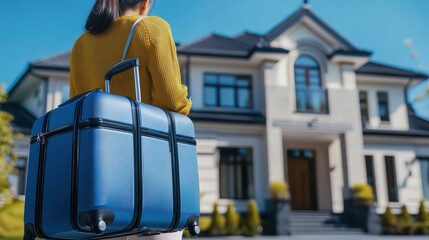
[1,0,428,116]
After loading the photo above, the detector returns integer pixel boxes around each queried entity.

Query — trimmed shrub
[269,181,290,200]
[381,207,398,235]
[352,183,374,206]
[225,201,240,235]
[415,200,429,235]
[417,200,429,222]
[208,202,225,236]
[397,205,414,235]
[242,200,262,236]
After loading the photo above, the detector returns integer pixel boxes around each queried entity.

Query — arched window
[294,55,328,113]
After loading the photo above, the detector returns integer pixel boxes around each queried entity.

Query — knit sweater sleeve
[141,17,192,115]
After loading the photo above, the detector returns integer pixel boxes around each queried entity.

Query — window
[219,148,254,199]
[377,92,390,122]
[204,73,252,108]
[359,91,369,123]
[419,158,429,200]
[15,157,27,195]
[294,55,328,113]
[385,156,398,202]
[61,85,70,104]
[365,156,377,201]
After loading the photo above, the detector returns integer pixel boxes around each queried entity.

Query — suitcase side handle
[104,58,142,102]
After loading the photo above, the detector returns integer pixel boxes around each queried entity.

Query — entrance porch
[282,130,350,213]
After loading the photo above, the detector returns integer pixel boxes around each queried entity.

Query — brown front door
[287,150,317,210]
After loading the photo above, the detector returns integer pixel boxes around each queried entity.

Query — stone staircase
[290,211,365,235]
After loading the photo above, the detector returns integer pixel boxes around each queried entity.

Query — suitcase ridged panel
[176,143,200,229]
[139,137,174,230]
[139,104,169,133]
[30,117,44,137]
[48,102,77,130]
[24,142,41,225]
[78,128,135,233]
[42,133,76,239]
[81,92,133,124]
[171,112,195,139]
[24,117,43,227]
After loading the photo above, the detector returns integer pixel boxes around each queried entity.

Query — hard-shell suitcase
[24,17,200,240]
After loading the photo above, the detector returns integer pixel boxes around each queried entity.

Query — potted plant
[264,181,291,235]
[351,183,375,230]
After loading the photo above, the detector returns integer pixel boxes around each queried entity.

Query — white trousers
[106,231,183,240]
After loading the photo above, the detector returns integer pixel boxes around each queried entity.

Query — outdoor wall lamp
[308,118,318,127]
[405,158,418,177]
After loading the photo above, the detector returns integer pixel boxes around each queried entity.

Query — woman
[70,0,192,116]
[70,0,190,239]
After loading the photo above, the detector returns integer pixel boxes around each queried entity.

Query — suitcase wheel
[92,220,107,234]
[79,209,115,234]
[187,216,200,237]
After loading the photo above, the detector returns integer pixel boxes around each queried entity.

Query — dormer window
[294,55,328,113]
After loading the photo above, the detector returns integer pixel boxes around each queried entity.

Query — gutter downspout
[404,78,414,129]
[185,54,191,97]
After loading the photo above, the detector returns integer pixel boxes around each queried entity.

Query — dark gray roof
[234,32,265,47]
[177,33,288,58]
[408,105,429,131]
[30,52,70,71]
[363,105,429,138]
[189,110,266,125]
[363,129,429,138]
[177,6,374,58]
[357,62,428,79]
[0,103,36,135]
[328,49,372,58]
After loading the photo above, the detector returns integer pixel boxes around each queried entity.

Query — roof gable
[265,7,358,51]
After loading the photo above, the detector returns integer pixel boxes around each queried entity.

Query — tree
[0,87,16,202]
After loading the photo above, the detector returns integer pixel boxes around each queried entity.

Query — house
[3,2,429,225]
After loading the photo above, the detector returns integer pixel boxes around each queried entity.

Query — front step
[290,211,364,235]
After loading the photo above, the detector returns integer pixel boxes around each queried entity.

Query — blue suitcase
[23,58,200,240]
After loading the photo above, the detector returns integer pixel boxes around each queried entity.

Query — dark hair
[85,0,152,35]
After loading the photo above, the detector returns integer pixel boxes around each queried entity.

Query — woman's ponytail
[85,0,152,35]
[85,0,121,35]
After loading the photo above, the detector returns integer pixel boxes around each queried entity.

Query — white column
[261,61,286,182]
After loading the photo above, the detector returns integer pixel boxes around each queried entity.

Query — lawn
[0,199,24,239]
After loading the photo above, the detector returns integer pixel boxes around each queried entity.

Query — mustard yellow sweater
[70,16,192,115]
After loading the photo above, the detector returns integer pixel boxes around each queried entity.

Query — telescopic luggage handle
[104,16,146,103]
[104,58,142,102]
